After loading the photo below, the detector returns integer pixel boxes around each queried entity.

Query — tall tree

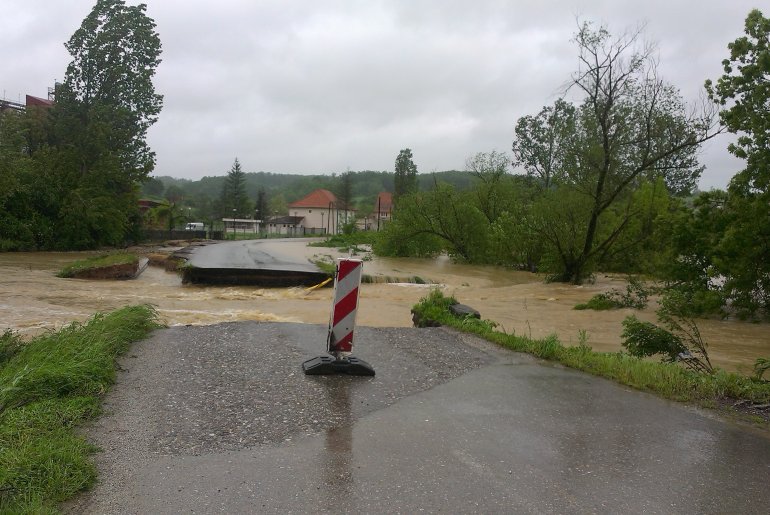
[40,0,164,248]
[394,148,418,201]
[706,9,770,192]
[704,9,770,318]
[220,158,252,217]
[58,0,162,182]
[512,22,721,283]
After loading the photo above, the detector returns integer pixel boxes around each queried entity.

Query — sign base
[302,355,375,376]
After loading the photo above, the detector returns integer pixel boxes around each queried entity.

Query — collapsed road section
[177,239,330,287]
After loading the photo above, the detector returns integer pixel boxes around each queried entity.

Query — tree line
[376,12,770,321]
[140,149,443,230]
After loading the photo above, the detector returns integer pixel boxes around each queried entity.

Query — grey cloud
[1,0,761,188]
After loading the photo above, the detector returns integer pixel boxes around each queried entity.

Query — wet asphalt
[181,239,329,286]
[68,322,770,514]
[185,239,323,273]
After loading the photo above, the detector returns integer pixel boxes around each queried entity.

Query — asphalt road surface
[185,239,322,272]
[68,322,770,514]
[180,239,328,286]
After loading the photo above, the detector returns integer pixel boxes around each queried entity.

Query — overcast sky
[1,1,758,189]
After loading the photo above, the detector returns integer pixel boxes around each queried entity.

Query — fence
[142,226,327,243]
[142,229,208,242]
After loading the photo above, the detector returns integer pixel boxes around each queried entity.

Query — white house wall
[288,207,355,234]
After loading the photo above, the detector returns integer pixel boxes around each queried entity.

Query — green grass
[413,290,770,409]
[0,305,161,513]
[311,258,336,276]
[307,231,378,249]
[56,253,139,278]
[221,232,264,241]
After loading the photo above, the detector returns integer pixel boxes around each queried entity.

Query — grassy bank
[412,290,770,424]
[0,305,161,513]
[56,253,138,278]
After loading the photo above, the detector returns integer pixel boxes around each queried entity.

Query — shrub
[620,285,715,375]
[574,276,649,310]
[755,358,770,382]
[411,288,458,327]
[575,295,620,310]
[621,315,686,362]
[657,288,714,373]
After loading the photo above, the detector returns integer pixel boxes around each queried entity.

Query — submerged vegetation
[308,231,378,252]
[0,305,161,513]
[574,277,650,311]
[412,290,770,422]
[310,253,427,284]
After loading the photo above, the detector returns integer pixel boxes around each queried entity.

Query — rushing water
[1,242,768,374]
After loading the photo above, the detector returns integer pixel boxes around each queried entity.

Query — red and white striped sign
[327,258,363,356]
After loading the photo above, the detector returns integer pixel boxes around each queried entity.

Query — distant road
[181,239,328,286]
[69,322,770,514]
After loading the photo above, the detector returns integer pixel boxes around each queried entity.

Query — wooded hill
[142,169,476,215]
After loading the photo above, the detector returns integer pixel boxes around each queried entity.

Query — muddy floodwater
[1,240,768,374]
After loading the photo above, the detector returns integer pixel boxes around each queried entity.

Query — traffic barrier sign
[302,258,375,376]
[328,258,362,356]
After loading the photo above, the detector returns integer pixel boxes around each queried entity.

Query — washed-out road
[68,321,770,514]
[179,239,328,286]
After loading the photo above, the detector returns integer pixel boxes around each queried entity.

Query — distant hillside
[146,170,475,203]
[139,169,480,221]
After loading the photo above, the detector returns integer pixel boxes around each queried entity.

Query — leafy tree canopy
[394,148,418,201]
[511,21,720,282]
[0,0,163,250]
[59,0,163,181]
[706,8,770,193]
[702,9,770,319]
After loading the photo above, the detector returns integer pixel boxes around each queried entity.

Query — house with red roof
[1,93,54,112]
[284,188,355,235]
[25,95,54,108]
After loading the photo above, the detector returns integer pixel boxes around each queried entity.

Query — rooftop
[289,189,337,208]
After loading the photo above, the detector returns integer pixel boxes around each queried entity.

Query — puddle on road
[1,243,768,374]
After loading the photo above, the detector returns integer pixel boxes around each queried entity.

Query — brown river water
[1,241,768,374]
